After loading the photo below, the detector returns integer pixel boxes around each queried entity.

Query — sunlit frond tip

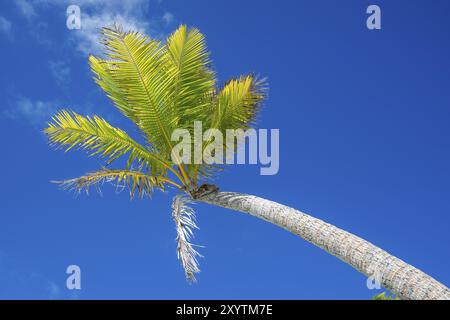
[172,195,203,282]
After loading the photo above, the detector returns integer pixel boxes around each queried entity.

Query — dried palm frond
[53,168,177,199]
[172,194,203,282]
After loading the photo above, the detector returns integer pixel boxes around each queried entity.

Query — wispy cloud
[14,0,176,55]
[3,95,101,129]
[0,251,65,299]
[162,12,174,26]
[74,11,151,55]
[4,96,58,127]
[69,0,175,55]
[49,60,71,86]
[8,0,176,127]
[0,16,13,37]
[14,0,36,20]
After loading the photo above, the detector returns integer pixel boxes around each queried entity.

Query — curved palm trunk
[199,191,450,300]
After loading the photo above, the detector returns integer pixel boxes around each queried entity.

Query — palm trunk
[199,191,450,300]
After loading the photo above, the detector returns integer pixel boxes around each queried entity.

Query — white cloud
[14,0,176,55]
[67,0,172,55]
[4,95,100,128]
[0,16,12,36]
[162,12,174,26]
[14,0,36,20]
[5,97,58,126]
[74,11,151,55]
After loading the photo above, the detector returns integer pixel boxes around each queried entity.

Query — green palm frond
[90,26,175,155]
[190,75,266,182]
[55,168,180,199]
[45,110,172,175]
[211,75,266,131]
[165,25,216,126]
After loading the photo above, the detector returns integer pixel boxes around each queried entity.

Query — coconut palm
[44,25,450,300]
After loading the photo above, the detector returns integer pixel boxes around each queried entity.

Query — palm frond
[90,26,176,156]
[191,76,266,182]
[55,168,179,199]
[211,75,266,131]
[44,110,170,175]
[165,25,216,126]
[172,194,202,282]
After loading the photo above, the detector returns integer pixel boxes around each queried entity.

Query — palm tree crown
[44,24,265,281]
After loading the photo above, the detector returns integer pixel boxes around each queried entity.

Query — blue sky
[0,0,449,299]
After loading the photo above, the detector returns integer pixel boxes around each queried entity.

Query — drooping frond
[89,26,176,155]
[44,110,169,174]
[165,25,216,125]
[172,194,202,282]
[55,168,179,199]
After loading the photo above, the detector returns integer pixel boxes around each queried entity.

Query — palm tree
[44,25,450,300]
